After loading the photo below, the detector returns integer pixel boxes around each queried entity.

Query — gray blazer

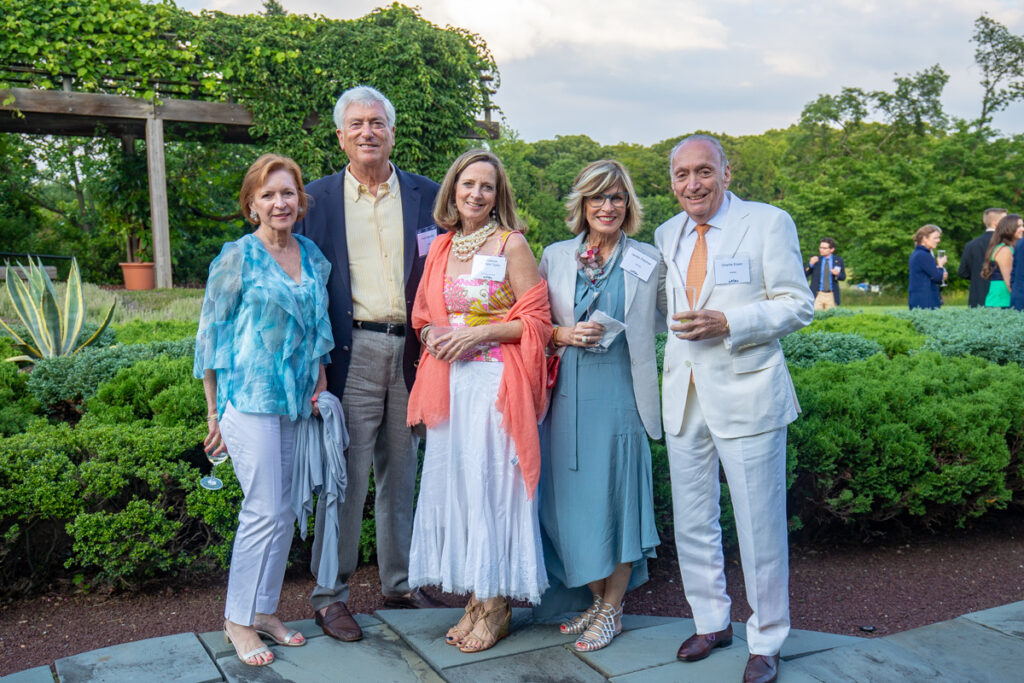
[539,233,665,440]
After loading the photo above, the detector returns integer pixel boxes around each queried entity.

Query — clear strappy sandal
[560,593,603,635]
[574,600,623,652]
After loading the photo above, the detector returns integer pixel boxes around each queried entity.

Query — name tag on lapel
[620,247,657,282]
[417,227,438,256]
[714,254,751,284]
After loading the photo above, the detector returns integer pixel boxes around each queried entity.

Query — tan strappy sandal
[458,599,511,653]
[560,593,603,635]
[446,597,484,646]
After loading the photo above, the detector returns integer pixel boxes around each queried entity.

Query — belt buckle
[385,322,396,335]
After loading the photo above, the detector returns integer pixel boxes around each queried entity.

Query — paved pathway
[5,601,1024,682]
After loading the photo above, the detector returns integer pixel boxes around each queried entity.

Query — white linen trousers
[666,383,790,656]
[218,401,298,625]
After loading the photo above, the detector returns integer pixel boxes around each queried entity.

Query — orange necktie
[685,223,710,308]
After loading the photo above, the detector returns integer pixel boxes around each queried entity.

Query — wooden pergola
[1,84,499,288]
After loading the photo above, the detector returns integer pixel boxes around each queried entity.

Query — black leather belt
[353,320,405,336]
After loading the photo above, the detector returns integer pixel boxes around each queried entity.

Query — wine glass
[200,450,227,490]
[936,250,947,287]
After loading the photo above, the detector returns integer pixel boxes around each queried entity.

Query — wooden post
[145,115,172,288]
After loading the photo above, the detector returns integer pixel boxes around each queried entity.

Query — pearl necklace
[452,220,498,261]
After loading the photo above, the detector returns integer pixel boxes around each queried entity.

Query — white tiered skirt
[409,361,547,603]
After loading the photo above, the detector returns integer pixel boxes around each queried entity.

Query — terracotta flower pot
[119,262,156,290]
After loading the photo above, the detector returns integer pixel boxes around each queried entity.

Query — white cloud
[176,0,1024,143]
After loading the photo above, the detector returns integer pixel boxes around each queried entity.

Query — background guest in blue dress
[907,224,947,309]
[194,154,333,667]
[538,160,664,652]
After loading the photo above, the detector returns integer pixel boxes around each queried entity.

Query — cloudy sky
[179,0,1024,145]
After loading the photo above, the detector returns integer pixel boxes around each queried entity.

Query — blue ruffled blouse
[193,232,334,421]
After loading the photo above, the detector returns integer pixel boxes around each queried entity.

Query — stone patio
[6,601,1024,682]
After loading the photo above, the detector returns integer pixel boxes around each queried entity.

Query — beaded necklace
[452,220,498,261]
[576,232,624,284]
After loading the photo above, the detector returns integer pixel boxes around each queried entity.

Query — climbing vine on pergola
[1,0,498,180]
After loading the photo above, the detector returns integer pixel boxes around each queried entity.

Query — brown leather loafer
[743,653,780,683]
[676,624,733,661]
[315,601,363,642]
[382,588,445,609]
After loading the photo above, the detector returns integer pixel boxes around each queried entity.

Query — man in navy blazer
[958,208,1006,307]
[804,237,845,310]
[294,86,441,643]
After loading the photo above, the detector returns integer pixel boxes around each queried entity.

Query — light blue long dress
[538,255,659,610]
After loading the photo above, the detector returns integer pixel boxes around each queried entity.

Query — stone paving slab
[376,607,581,671]
[197,615,381,659]
[0,667,55,683]
[443,645,608,683]
[54,633,220,683]
[780,628,863,660]
[882,618,1024,683]
[611,657,823,683]
[962,600,1024,639]
[216,622,441,683]
[785,638,945,681]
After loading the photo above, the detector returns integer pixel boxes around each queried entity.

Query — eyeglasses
[585,193,628,208]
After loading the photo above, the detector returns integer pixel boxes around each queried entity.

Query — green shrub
[66,499,185,587]
[781,331,884,367]
[788,352,1024,533]
[87,356,204,427]
[892,307,1024,365]
[114,319,198,345]
[0,339,42,436]
[800,313,925,357]
[27,339,194,416]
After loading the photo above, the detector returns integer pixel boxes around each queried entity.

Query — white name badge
[714,255,751,285]
[417,227,438,256]
[620,246,657,282]
[471,254,507,281]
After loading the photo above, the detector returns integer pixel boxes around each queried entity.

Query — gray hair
[333,86,396,130]
[669,134,729,172]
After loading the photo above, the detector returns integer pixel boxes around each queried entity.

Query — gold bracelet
[206,413,218,422]
[551,325,562,348]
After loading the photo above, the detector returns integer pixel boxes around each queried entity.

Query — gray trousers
[310,329,419,609]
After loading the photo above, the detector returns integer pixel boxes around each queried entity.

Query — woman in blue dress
[538,160,663,652]
[907,224,947,309]
[194,154,333,667]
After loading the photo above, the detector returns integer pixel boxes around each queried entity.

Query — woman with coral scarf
[407,150,552,654]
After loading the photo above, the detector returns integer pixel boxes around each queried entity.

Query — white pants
[219,402,297,625]
[666,383,790,656]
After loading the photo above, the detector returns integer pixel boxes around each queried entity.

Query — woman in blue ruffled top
[193,154,334,667]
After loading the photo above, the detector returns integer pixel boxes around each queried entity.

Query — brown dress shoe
[382,588,445,609]
[743,653,780,683]
[315,601,363,642]
[676,624,733,661]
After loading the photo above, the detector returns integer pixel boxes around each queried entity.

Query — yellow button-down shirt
[344,164,405,323]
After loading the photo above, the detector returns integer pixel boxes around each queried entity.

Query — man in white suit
[654,135,813,683]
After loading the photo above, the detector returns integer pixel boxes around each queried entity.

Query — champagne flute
[200,450,227,490]
[936,250,947,287]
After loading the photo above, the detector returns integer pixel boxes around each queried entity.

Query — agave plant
[0,257,115,363]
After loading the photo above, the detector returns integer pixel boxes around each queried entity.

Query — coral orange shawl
[406,231,552,498]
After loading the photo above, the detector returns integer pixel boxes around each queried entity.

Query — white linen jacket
[654,192,813,439]
[539,233,665,440]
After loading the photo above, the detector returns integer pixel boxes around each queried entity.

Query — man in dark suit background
[958,207,1006,307]
[294,85,442,643]
[1012,229,1024,311]
[804,237,845,311]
